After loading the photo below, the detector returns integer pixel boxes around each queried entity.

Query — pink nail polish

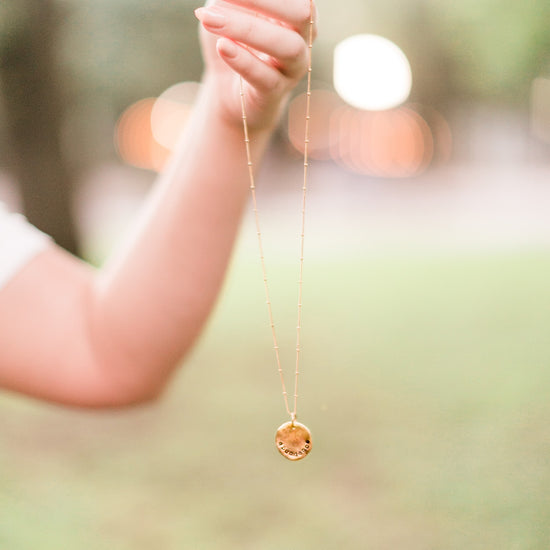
[195,8,225,28]
[218,38,238,59]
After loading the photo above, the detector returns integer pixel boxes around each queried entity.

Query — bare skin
[0,0,317,407]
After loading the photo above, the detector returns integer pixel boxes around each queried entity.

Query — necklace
[239,2,315,461]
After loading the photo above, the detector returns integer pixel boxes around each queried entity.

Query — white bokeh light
[333,34,412,111]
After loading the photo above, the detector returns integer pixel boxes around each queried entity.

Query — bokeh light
[288,89,345,159]
[330,106,433,177]
[287,91,447,177]
[413,103,453,165]
[333,34,412,111]
[115,82,199,172]
[115,98,170,172]
[151,81,200,150]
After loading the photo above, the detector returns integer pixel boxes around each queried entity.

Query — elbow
[86,356,179,409]
[101,372,174,408]
[111,381,167,408]
[84,325,191,409]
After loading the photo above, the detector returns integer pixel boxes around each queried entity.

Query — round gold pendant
[275,421,312,461]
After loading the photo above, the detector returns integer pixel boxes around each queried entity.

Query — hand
[195,0,317,132]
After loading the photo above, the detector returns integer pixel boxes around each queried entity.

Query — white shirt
[0,203,51,290]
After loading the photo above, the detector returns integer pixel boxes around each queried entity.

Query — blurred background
[2,0,550,548]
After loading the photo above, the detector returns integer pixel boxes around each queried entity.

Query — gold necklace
[239,2,315,461]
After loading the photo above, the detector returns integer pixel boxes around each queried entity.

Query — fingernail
[217,38,238,59]
[194,7,225,28]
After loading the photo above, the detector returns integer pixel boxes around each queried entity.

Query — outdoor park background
[2,0,550,548]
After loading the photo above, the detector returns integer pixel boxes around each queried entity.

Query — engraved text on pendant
[276,421,312,461]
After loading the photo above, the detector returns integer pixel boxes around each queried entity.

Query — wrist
[198,72,283,140]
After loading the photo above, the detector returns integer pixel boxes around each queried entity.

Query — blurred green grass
[2,248,550,549]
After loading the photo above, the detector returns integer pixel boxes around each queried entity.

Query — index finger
[216,0,316,34]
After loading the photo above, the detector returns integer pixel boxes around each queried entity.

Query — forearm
[90,81,272,400]
[0,85,270,407]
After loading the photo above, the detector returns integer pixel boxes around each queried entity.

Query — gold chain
[239,1,314,424]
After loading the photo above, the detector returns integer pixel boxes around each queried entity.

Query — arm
[0,0,317,407]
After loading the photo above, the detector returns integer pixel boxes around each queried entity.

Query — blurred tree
[0,0,79,254]
[0,0,203,256]
[422,0,550,103]
[58,0,204,171]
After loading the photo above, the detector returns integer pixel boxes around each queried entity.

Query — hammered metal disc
[275,421,312,461]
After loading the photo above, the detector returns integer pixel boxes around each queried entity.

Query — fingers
[195,1,315,78]
[218,0,316,36]
[216,37,281,94]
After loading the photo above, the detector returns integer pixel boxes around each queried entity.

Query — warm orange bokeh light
[116,83,199,172]
[411,103,453,165]
[115,98,171,172]
[288,91,449,178]
[288,90,345,160]
[328,106,435,178]
[151,82,200,150]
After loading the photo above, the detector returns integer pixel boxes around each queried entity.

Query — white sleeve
[0,203,52,290]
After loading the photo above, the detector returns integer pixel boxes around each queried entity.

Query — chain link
[239,1,314,422]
